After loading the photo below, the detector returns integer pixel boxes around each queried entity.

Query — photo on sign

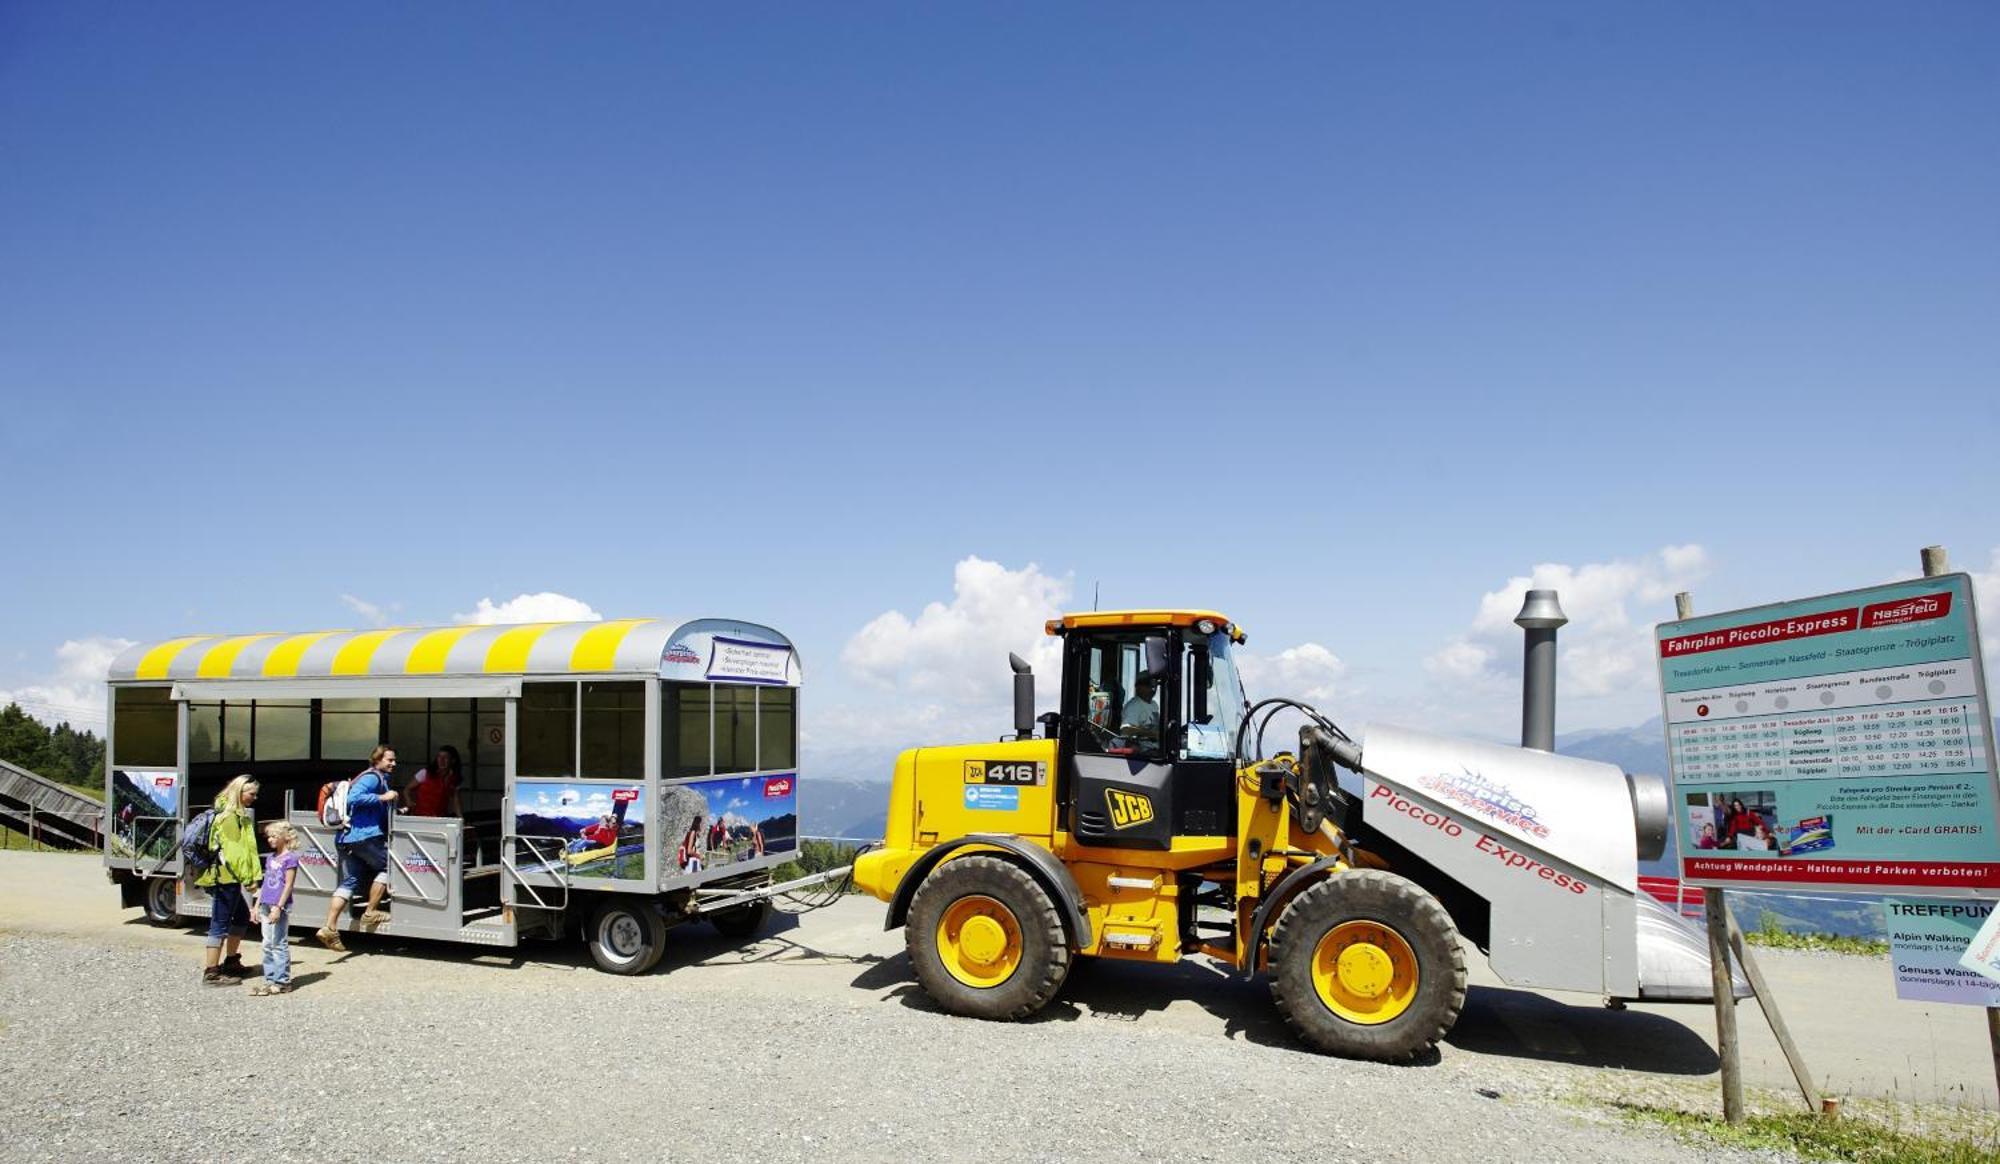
[657,774,797,879]
[1685,790,1831,857]
[109,769,180,860]
[513,781,647,880]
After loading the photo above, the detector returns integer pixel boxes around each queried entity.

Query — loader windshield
[1181,632,1247,761]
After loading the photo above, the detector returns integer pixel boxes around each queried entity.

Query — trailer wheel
[709,899,771,939]
[1268,869,1466,1062]
[586,901,668,975]
[906,856,1070,1021]
[143,878,182,927]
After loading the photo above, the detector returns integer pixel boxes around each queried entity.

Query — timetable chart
[1672,668,1984,784]
[1666,660,1985,784]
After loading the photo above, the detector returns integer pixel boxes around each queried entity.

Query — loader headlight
[1194,618,1218,635]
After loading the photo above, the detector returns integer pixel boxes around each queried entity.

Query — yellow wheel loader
[854,609,1701,1062]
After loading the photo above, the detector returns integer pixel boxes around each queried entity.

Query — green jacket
[195,806,263,890]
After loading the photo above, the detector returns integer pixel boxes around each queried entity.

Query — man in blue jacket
[315,746,400,950]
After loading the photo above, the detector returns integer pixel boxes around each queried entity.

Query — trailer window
[713,685,758,775]
[321,698,381,761]
[255,700,310,761]
[663,683,712,778]
[112,687,176,767]
[518,683,577,778]
[759,688,796,771]
[581,681,644,779]
[187,702,223,763]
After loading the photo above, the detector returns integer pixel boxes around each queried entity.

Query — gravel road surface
[0,851,1924,1162]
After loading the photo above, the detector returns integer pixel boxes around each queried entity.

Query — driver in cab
[1121,676,1160,739]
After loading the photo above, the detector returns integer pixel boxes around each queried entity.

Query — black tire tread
[1267,869,1467,1062]
[905,855,1071,1021]
[710,898,771,939]
[586,900,668,976]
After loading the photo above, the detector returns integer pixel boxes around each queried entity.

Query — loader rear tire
[1269,869,1466,1062]
[906,856,1070,1021]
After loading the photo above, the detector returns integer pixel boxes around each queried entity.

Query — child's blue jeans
[261,906,291,985]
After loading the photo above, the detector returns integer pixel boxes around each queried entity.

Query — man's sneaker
[315,926,347,951]
[202,967,235,986]
[359,909,389,933]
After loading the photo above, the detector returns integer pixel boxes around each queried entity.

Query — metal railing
[501,832,571,913]
[0,803,105,852]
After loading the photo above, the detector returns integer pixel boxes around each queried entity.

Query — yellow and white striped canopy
[108,618,795,683]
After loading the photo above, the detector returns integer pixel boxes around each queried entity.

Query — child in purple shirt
[252,821,302,996]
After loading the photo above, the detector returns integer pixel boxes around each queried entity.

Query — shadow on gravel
[653,910,890,974]
[1445,985,1719,1074]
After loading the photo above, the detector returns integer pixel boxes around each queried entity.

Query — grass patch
[1746,910,1889,957]
[1618,1104,2000,1162]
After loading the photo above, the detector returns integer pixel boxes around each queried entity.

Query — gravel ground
[0,924,1791,1164]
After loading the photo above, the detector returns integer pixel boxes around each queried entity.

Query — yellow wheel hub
[1311,920,1418,1025]
[936,895,1024,989]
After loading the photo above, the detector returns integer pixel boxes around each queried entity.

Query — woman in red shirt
[407,746,464,818]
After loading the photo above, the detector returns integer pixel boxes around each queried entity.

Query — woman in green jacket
[199,775,264,986]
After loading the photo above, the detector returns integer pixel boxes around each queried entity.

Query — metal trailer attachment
[1350,722,1744,1002]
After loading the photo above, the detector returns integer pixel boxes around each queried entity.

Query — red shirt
[407,768,459,817]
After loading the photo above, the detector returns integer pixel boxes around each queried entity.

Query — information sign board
[1886,897,2000,1005]
[1656,574,2000,895]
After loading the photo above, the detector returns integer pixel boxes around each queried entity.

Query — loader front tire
[1269,870,1466,1062]
[906,855,1070,1021]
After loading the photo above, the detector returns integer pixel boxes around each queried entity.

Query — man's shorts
[335,836,390,898]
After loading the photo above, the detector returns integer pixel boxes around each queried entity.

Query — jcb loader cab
[854,609,1704,1062]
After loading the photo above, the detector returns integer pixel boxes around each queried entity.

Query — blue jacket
[340,769,393,843]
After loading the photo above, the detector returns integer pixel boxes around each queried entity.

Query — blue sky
[3,4,1995,770]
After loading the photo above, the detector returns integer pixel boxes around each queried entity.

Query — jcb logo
[1106,789,1155,829]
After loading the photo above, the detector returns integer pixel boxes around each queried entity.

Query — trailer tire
[1269,869,1465,1062]
[586,901,668,975]
[709,899,771,939]
[906,856,1070,1021]
[143,878,182,927]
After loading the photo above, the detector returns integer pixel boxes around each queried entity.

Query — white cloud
[824,557,1072,752]
[0,636,136,732]
[1239,642,1346,704]
[843,557,1070,701]
[454,592,602,625]
[340,594,395,627]
[1421,545,1711,729]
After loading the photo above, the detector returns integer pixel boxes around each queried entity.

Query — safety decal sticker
[964,760,1047,786]
[965,785,1022,811]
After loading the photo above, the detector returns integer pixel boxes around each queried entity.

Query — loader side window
[1071,634,1168,760]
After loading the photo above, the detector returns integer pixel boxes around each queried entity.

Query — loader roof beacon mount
[1514,589,1568,752]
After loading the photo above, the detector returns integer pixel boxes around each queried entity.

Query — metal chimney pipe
[1514,589,1568,751]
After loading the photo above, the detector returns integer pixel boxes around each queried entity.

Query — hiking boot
[202,966,236,986]
[315,926,347,952]
[219,956,253,979]
[359,909,390,933]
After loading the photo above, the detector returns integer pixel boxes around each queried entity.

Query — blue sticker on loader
[964,785,1021,811]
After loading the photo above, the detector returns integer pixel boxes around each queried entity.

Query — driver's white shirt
[1122,696,1158,731]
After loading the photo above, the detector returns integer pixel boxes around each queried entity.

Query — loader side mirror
[1142,635,1170,679]
[1010,653,1035,739]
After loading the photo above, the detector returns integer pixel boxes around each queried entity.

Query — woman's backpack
[180,808,219,875]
